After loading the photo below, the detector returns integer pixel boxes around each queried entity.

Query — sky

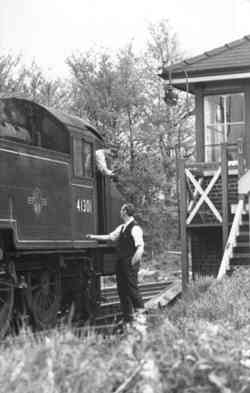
[1,0,250,78]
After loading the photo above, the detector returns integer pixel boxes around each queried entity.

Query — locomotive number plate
[77,199,92,214]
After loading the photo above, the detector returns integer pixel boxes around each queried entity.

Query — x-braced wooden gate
[178,142,244,291]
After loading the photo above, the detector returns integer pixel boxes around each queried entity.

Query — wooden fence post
[175,145,180,239]
[221,143,228,249]
[179,159,188,291]
[237,139,244,177]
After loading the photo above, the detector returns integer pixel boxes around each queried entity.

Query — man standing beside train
[86,203,145,326]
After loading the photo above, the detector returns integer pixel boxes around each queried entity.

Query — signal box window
[204,93,245,162]
[73,138,93,178]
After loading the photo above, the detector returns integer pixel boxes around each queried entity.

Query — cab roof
[0,95,103,141]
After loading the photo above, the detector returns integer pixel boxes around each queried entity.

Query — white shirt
[95,149,113,176]
[109,217,144,248]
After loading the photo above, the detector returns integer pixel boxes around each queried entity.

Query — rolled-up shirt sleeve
[131,225,144,248]
[109,225,123,241]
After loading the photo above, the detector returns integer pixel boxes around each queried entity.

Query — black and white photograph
[1,0,250,391]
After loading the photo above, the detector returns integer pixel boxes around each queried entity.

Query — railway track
[101,280,172,304]
[95,280,174,326]
[1,280,178,343]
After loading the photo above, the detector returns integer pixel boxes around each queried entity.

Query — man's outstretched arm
[86,225,122,242]
[86,234,111,241]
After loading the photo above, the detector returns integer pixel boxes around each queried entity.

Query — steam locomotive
[0,95,123,336]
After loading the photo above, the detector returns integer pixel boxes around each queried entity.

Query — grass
[2,268,250,392]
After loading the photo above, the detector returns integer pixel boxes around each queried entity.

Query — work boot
[115,317,132,334]
[132,309,147,338]
[134,308,147,324]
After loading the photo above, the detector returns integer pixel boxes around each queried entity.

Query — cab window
[41,115,70,154]
[0,99,32,144]
[73,138,93,178]
[0,99,70,154]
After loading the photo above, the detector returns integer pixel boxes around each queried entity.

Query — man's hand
[131,256,141,266]
[86,233,110,241]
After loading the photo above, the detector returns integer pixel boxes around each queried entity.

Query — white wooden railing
[217,198,244,280]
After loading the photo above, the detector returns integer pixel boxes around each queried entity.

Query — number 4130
[77,199,92,214]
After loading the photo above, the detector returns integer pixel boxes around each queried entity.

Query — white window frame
[204,92,245,162]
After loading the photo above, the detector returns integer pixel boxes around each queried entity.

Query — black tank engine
[0,95,123,335]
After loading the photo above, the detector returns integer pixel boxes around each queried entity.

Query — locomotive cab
[0,96,121,247]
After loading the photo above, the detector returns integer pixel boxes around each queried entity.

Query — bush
[169,268,250,329]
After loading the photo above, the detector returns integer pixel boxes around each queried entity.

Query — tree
[16,62,70,109]
[140,19,195,201]
[65,20,194,254]
[66,46,146,176]
[0,55,69,110]
[66,50,121,139]
[0,54,24,94]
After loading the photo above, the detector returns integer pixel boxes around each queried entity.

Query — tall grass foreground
[1,269,250,392]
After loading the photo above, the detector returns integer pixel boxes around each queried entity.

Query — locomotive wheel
[30,267,61,329]
[0,276,14,338]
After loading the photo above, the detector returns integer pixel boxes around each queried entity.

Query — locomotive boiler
[0,95,123,336]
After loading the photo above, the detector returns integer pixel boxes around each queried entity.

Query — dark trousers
[116,257,144,322]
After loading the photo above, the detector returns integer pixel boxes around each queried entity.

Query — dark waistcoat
[117,220,137,260]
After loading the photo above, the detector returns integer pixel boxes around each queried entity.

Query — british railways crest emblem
[27,187,48,216]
